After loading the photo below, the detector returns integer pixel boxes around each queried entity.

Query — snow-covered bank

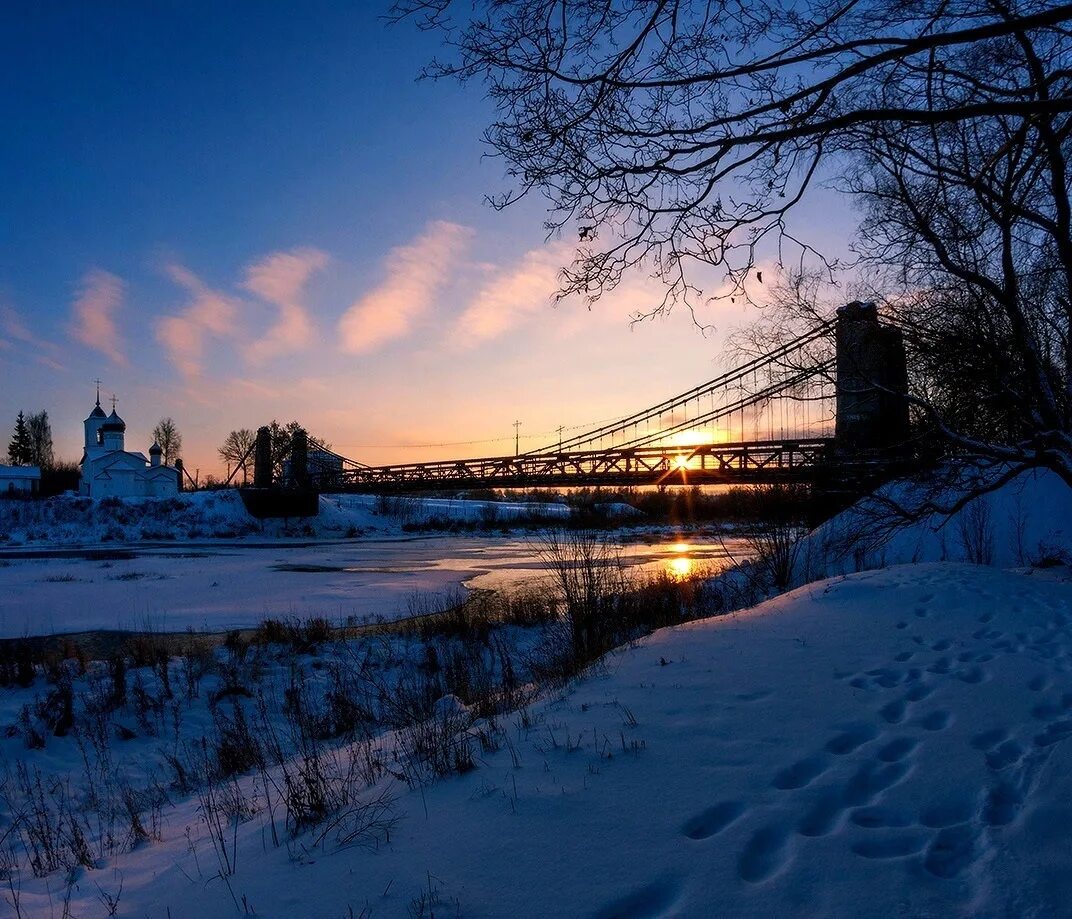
[0,491,579,547]
[11,561,1072,917]
[801,468,1072,581]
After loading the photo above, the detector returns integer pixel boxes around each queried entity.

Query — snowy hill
[14,560,1072,917]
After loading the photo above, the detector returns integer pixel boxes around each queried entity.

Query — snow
[5,470,1072,916]
[0,491,576,547]
[801,468,1072,579]
[7,560,1072,917]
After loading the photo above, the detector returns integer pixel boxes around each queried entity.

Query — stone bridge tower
[834,302,910,456]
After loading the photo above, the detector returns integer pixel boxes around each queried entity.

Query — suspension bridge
[237,303,911,501]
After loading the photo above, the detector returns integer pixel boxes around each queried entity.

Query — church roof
[87,383,107,420]
[101,408,126,432]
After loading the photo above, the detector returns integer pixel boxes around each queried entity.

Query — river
[0,531,750,638]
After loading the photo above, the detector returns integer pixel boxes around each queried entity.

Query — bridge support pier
[253,426,273,489]
[834,302,909,458]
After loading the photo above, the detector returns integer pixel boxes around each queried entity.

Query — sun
[674,454,690,469]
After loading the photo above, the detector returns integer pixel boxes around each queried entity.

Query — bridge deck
[314,439,837,493]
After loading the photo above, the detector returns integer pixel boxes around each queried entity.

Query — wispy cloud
[0,304,64,370]
[454,242,570,345]
[242,247,329,363]
[156,263,239,377]
[70,269,127,367]
[338,220,472,354]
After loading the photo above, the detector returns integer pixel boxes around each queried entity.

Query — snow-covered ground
[10,560,1072,917]
[5,468,1072,917]
[0,491,576,546]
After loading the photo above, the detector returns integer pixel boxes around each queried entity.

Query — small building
[79,392,180,498]
[0,464,41,496]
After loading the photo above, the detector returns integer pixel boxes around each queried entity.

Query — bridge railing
[311,438,836,493]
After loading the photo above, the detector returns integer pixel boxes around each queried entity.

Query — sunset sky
[0,3,858,476]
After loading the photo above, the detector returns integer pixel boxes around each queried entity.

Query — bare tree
[394,0,1072,485]
[151,418,182,466]
[25,411,53,470]
[218,429,256,483]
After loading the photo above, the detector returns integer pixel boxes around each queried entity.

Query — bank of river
[0,531,750,638]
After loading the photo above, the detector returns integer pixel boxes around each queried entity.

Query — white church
[80,391,181,498]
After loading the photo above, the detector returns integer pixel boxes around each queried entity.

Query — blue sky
[0,2,858,474]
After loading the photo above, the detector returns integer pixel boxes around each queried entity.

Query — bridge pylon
[834,302,910,459]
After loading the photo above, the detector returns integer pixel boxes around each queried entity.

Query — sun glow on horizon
[666,428,714,447]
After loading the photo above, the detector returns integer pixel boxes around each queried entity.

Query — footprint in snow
[850,805,913,829]
[843,760,912,807]
[797,791,846,837]
[738,825,793,883]
[971,727,1009,751]
[825,723,879,756]
[923,825,982,878]
[681,801,747,840]
[773,754,830,790]
[920,797,976,828]
[877,737,918,762]
[852,833,930,860]
[590,878,683,919]
[985,740,1026,771]
[919,710,953,731]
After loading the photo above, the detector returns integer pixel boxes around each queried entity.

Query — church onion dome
[101,409,126,433]
[149,442,162,455]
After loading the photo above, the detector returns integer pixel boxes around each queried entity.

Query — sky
[0,2,859,477]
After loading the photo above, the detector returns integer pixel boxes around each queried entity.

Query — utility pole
[513,420,522,456]
[557,425,565,451]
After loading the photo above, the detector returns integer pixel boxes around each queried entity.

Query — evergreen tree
[7,411,30,465]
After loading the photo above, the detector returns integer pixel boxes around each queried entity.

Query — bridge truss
[310,322,843,493]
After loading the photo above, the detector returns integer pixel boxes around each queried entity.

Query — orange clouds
[338,220,472,353]
[242,247,328,363]
[70,269,127,366]
[454,242,572,344]
[156,264,240,378]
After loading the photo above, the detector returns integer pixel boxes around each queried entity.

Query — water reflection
[667,541,694,578]
[668,555,694,578]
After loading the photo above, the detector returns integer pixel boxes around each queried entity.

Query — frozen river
[0,532,749,637]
